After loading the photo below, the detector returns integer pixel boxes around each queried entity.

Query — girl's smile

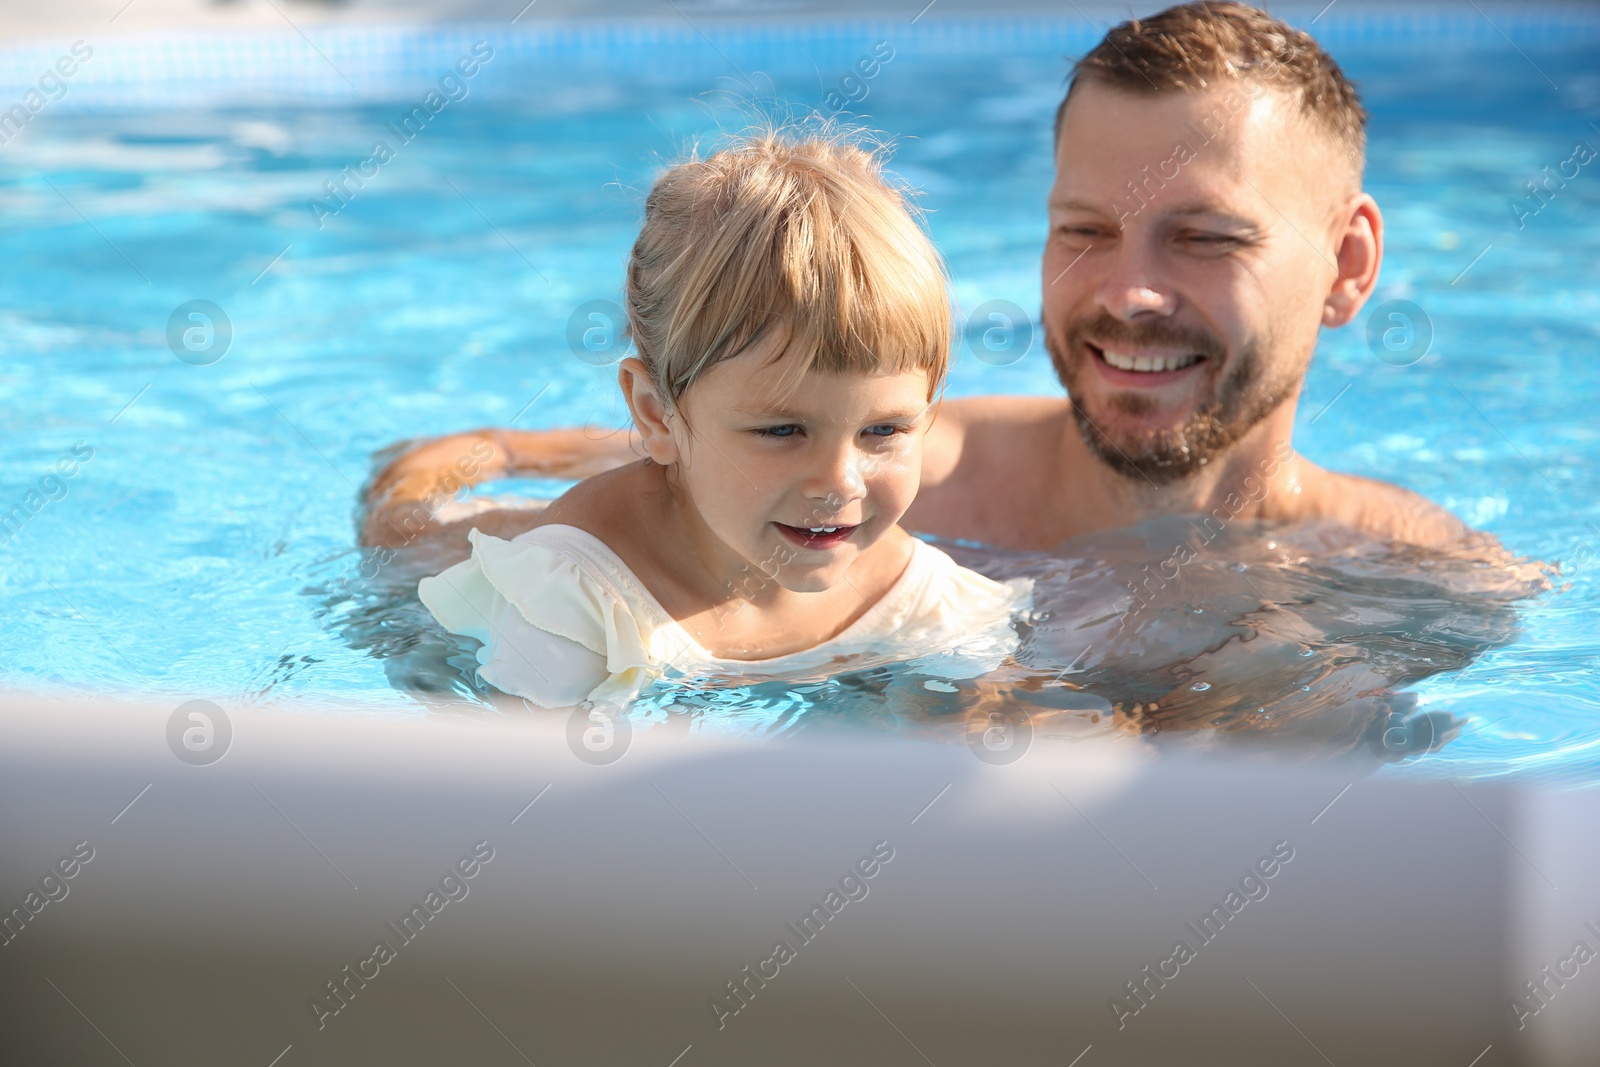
[774,522,860,551]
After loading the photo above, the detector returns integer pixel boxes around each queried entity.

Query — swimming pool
[1,7,1596,784]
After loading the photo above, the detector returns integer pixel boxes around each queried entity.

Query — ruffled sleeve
[895,543,1034,681]
[417,528,658,708]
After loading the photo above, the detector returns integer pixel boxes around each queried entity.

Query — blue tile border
[0,5,1594,111]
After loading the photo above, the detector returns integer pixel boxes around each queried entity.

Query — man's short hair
[1055,2,1367,179]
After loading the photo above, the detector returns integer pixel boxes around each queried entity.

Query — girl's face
[625,342,933,594]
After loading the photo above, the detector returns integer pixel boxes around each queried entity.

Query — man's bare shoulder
[937,393,1072,426]
[923,394,1072,485]
[1310,467,1551,590]
[1310,468,1474,549]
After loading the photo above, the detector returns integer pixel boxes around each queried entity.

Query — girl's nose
[803,445,867,507]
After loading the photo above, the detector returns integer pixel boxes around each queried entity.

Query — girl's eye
[864,424,904,438]
[754,425,801,438]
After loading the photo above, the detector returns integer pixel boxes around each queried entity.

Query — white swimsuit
[418,524,1032,708]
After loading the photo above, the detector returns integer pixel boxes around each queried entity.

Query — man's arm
[359,427,638,548]
[359,398,1002,550]
[1308,470,1549,586]
[360,397,1064,549]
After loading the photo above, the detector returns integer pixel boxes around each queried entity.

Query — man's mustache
[1063,312,1227,362]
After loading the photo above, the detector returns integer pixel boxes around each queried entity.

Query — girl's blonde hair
[625,130,951,407]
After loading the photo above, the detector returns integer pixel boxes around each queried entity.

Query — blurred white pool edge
[3,691,1598,1063]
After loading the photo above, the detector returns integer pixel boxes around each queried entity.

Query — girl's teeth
[808,527,839,534]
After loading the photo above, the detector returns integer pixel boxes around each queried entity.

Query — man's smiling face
[1043,79,1353,484]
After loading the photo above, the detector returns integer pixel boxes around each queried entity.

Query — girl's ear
[618,358,680,465]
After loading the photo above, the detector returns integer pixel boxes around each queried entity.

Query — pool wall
[1,4,1597,110]
[2,697,1596,1065]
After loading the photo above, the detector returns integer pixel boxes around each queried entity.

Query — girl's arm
[358,427,638,548]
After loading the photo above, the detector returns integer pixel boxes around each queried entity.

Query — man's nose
[1094,242,1176,321]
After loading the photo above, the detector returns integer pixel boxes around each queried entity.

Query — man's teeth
[1101,348,1201,373]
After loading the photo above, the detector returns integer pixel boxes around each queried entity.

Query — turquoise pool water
[1,11,1597,784]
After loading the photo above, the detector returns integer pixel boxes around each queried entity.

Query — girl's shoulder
[533,459,662,542]
[536,461,699,606]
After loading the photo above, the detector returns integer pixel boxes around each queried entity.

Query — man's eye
[754,425,801,438]
[1182,233,1239,247]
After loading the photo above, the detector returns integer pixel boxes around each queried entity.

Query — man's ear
[618,358,680,465]
[1323,192,1383,329]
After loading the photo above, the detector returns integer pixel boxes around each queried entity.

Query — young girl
[417,133,1031,709]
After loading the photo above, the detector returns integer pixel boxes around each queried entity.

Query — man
[362,2,1472,557]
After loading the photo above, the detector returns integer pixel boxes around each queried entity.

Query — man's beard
[1047,311,1297,487]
